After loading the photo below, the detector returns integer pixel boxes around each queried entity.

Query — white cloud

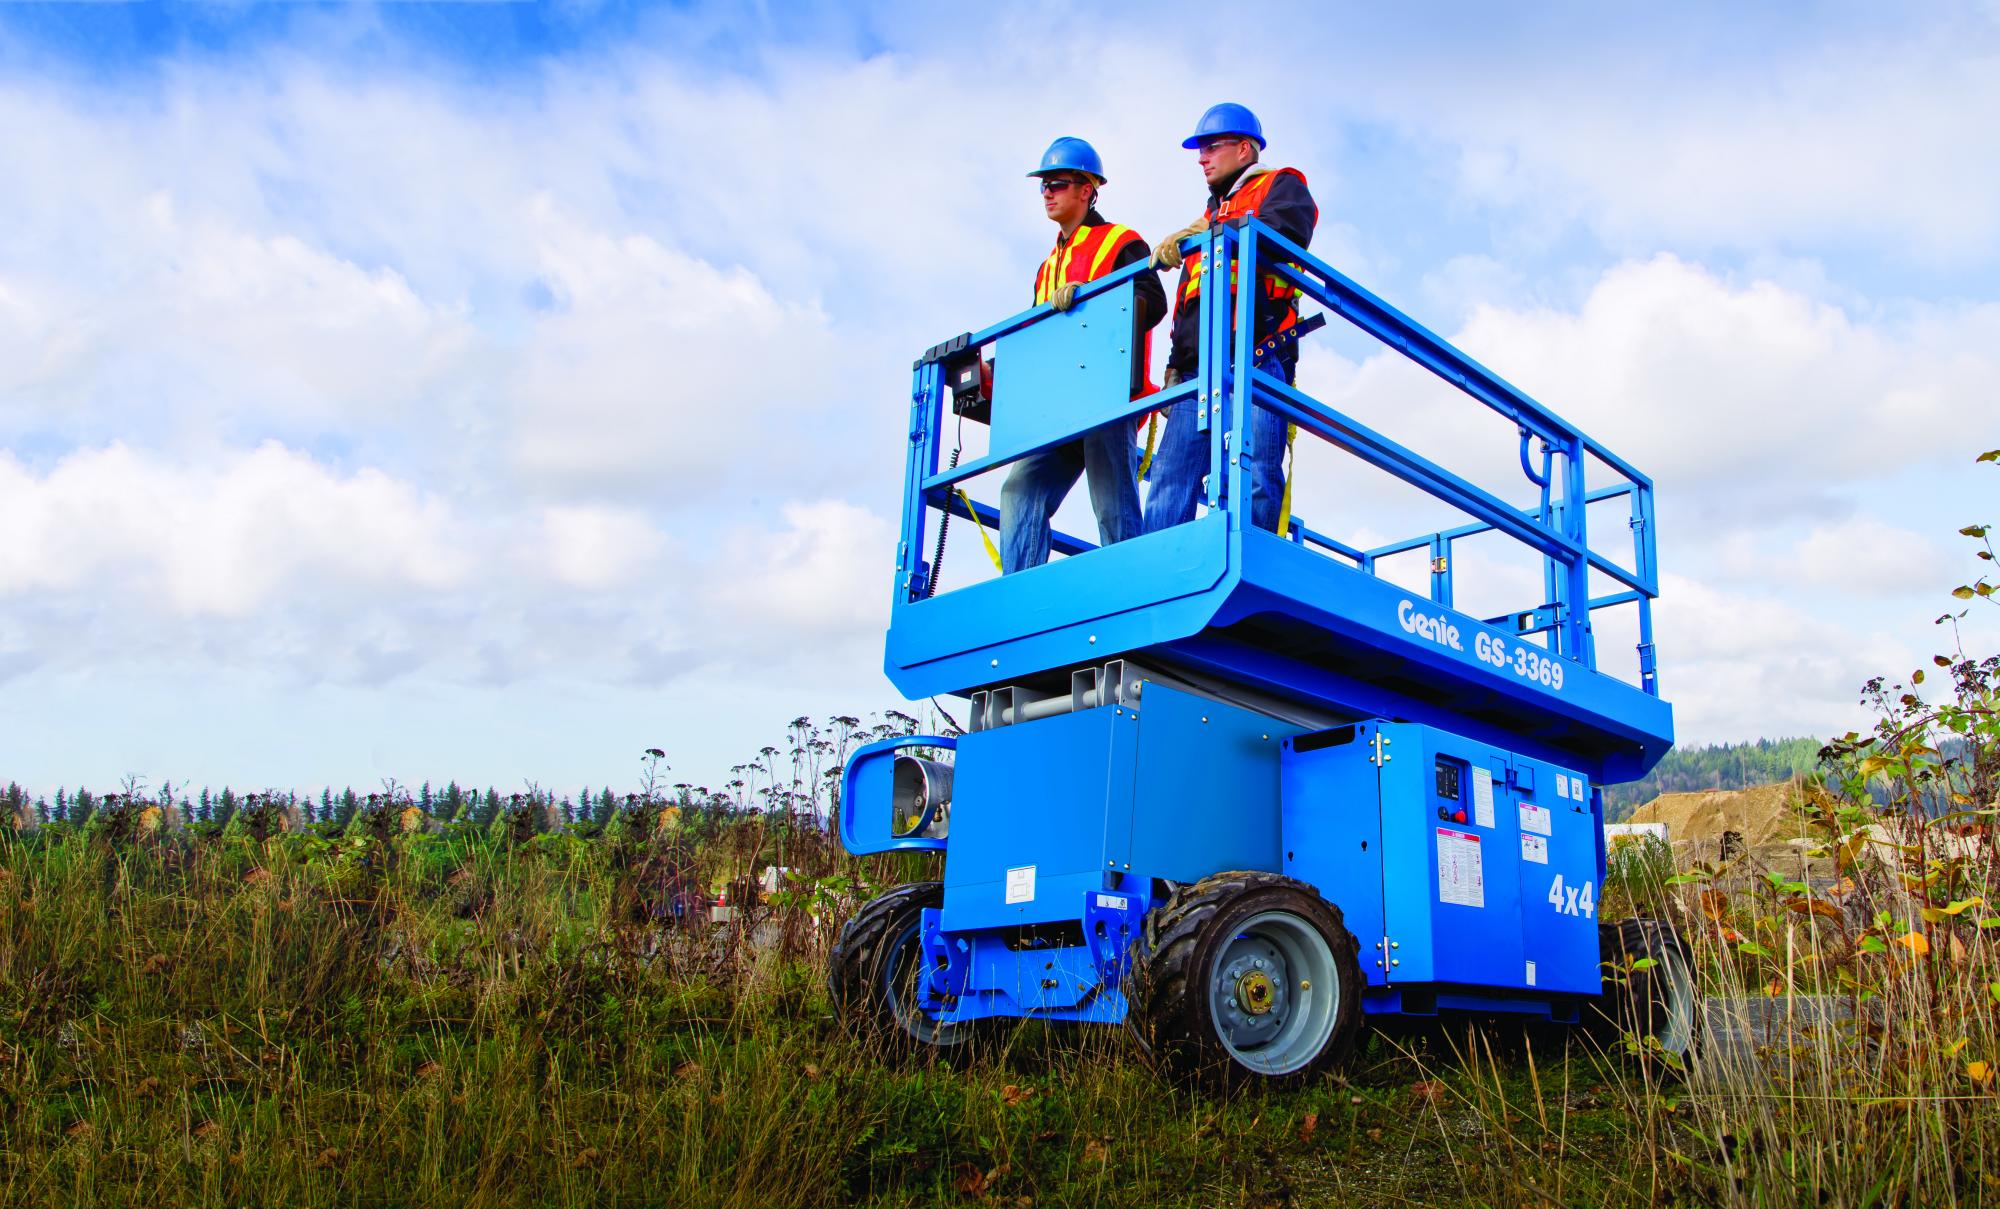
[1333,14,2000,260]
[710,500,897,641]
[507,201,835,491]
[0,442,470,616]
[1655,572,1907,742]
[1288,255,2000,540]
[539,504,667,589]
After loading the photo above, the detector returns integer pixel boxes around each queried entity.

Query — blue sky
[1,1,1995,800]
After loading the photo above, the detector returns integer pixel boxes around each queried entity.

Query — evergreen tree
[444,781,465,822]
[73,788,97,826]
[197,787,211,824]
[337,788,360,826]
[474,788,500,827]
[53,787,68,824]
[215,788,237,827]
[320,787,334,823]
[420,781,433,813]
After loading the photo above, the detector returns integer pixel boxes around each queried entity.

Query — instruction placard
[1435,828,1485,908]
[1472,767,1496,829]
[1521,833,1548,864]
[1519,801,1552,836]
[1005,865,1036,904]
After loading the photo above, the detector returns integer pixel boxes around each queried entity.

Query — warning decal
[1436,828,1485,909]
[1472,767,1496,828]
[1519,802,1552,836]
[1005,865,1036,904]
[1521,833,1549,864]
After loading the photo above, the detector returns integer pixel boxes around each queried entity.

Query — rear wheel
[1587,917,1698,1064]
[1129,871,1363,1090]
[828,882,971,1050]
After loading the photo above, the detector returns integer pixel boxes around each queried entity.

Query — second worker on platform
[1146,104,1318,536]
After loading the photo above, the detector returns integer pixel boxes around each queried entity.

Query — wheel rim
[882,916,966,1047]
[1208,909,1339,1075]
[1654,945,1697,1058]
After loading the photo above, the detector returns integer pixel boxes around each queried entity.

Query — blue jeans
[999,420,1143,572]
[1143,356,1294,535]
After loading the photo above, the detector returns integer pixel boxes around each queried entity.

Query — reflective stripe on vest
[1175,167,1310,310]
[1034,223,1143,304]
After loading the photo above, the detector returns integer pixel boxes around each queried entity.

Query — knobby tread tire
[827,881,967,1050]
[1587,916,1698,1061]
[1128,870,1364,1091]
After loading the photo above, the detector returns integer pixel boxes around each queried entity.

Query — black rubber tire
[1586,917,1699,1065]
[828,881,971,1050]
[1128,871,1364,1091]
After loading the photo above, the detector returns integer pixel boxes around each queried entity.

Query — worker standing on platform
[1000,137,1167,573]
[1145,104,1318,535]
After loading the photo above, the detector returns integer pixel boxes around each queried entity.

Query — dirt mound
[1628,781,1811,852]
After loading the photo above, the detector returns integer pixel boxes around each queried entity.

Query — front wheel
[828,882,972,1051]
[1128,871,1364,1090]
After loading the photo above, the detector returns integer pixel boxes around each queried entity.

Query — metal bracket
[1082,889,1145,989]
[920,908,969,1001]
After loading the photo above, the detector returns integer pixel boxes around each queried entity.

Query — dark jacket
[1164,166,1317,378]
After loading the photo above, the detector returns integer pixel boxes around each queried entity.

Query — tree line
[1600,737,1825,818]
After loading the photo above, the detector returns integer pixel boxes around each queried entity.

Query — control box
[1280,719,1604,1000]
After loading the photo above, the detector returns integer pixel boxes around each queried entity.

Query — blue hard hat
[1183,102,1266,150]
[1029,136,1107,184]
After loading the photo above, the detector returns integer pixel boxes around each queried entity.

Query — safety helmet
[1029,136,1107,184]
[1182,102,1266,150]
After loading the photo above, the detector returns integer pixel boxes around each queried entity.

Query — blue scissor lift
[830,218,1689,1084]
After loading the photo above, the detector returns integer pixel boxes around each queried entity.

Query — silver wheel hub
[1207,909,1340,1076]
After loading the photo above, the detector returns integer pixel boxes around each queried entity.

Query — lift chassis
[832,218,1693,1084]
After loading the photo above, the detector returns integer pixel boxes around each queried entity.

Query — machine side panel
[1510,754,1604,994]
[1378,726,1528,991]
[940,707,1126,931]
[1126,684,1296,883]
[1281,725,1387,987]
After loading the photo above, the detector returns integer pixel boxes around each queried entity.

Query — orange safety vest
[1175,166,1313,326]
[1034,222,1156,401]
[1035,222,1145,304]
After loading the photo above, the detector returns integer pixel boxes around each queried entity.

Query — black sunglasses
[1038,177,1083,194]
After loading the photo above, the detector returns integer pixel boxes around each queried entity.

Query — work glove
[1151,216,1210,270]
[1162,366,1183,387]
[1050,282,1080,312]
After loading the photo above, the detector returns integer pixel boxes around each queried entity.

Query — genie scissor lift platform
[830,218,1695,1085]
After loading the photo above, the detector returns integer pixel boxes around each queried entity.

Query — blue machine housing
[842,216,1675,1030]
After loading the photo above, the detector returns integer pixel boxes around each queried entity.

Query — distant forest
[1602,737,1825,819]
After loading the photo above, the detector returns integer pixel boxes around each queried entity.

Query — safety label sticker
[1519,802,1552,836]
[1555,774,1571,800]
[1521,833,1548,864]
[1525,960,1538,987]
[1435,828,1485,909]
[1472,767,1496,828]
[1094,893,1128,911]
[1005,865,1036,904]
